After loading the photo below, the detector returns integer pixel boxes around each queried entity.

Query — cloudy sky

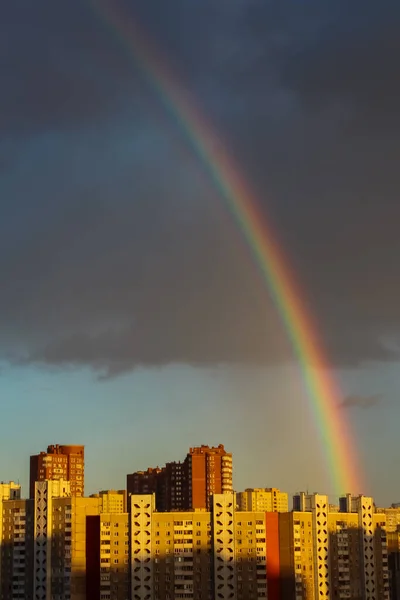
[1,0,399,504]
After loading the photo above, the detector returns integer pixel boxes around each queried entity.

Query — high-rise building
[0,474,391,600]
[127,467,162,496]
[1,479,110,600]
[0,485,32,600]
[237,488,288,512]
[0,480,22,584]
[279,492,390,600]
[127,467,164,511]
[90,489,127,513]
[185,445,233,510]
[0,481,21,501]
[29,444,85,498]
[86,492,270,600]
[127,444,233,512]
[33,479,101,600]
[375,506,400,598]
[376,505,400,533]
[86,512,130,600]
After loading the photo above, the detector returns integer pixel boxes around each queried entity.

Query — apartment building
[0,481,130,600]
[0,480,22,581]
[127,468,161,497]
[0,479,391,600]
[86,512,130,600]
[127,445,233,512]
[0,480,71,600]
[216,494,269,600]
[237,488,288,513]
[339,494,390,600]
[90,490,127,514]
[388,532,400,600]
[377,505,400,533]
[0,480,100,600]
[280,493,390,600]
[375,506,400,598]
[187,445,233,510]
[86,492,269,600]
[30,444,85,497]
[1,497,33,600]
[85,490,392,600]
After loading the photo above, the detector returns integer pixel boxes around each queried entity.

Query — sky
[1,0,399,505]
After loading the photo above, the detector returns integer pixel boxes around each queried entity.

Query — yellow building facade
[129,492,268,600]
[236,488,288,513]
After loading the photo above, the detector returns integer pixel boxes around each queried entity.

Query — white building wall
[213,493,236,600]
[130,494,154,599]
[33,479,70,600]
[356,496,377,600]
[310,494,330,600]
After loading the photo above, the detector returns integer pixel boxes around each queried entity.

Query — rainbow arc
[90,0,363,496]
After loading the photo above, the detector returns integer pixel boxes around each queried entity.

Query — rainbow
[90,1,363,496]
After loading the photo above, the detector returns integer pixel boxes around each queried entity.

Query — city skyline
[0,439,397,510]
[1,1,400,507]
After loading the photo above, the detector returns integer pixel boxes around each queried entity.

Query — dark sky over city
[1,0,399,502]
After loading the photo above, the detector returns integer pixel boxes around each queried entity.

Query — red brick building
[29,444,84,498]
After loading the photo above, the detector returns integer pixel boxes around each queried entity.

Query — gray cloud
[0,1,146,135]
[1,1,400,375]
[341,395,382,410]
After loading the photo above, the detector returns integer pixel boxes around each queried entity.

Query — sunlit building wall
[339,494,390,600]
[376,506,400,598]
[86,512,130,600]
[1,496,34,600]
[278,510,315,600]
[124,492,268,600]
[281,493,390,600]
[31,479,101,600]
[376,506,400,533]
[0,480,22,593]
[187,445,233,510]
[30,444,85,498]
[236,488,288,513]
[90,490,127,514]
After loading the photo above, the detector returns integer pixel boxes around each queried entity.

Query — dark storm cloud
[341,395,381,410]
[279,2,400,129]
[0,1,146,135]
[1,0,400,374]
